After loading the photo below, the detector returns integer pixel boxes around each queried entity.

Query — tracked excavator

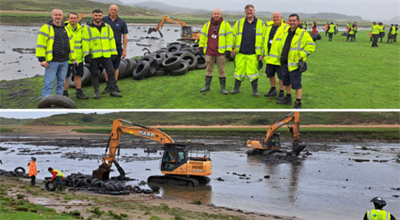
[148,15,200,41]
[92,119,212,187]
[246,112,307,156]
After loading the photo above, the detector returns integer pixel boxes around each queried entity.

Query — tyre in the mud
[45,181,57,191]
[37,94,77,109]
[162,56,182,72]
[14,167,25,174]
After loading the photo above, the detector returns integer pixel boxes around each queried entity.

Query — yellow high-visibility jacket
[262,20,290,65]
[199,19,233,54]
[232,17,265,55]
[65,21,83,63]
[82,21,117,59]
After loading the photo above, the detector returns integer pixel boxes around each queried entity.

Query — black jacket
[39,20,70,62]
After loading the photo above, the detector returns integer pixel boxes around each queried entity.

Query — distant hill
[0,117,34,125]
[6,112,397,127]
[133,1,209,14]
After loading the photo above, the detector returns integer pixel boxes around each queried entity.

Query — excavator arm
[148,15,188,37]
[93,119,175,180]
[247,112,306,156]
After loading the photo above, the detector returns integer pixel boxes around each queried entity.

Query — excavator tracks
[147,175,209,187]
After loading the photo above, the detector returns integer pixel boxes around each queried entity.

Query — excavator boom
[148,15,199,40]
[247,112,306,156]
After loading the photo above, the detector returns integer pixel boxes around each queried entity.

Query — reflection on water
[159,184,212,204]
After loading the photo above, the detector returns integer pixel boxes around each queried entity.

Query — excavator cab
[181,26,193,38]
[161,147,187,171]
[267,133,281,149]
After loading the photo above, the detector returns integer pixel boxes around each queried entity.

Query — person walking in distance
[28,157,37,186]
[63,12,89,99]
[82,9,121,99]
[229,4,265,97]
[101,4,128,94]
[198,8,233,95]
[371,22,380,47]
[277,14,315,109]
[36,9,76,98]
[262,11,289,101]
[328,22,335,41]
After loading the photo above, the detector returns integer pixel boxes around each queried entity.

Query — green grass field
[0,30,399,109]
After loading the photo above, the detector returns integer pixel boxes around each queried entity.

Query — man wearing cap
[48,167,65,191]
[28,157,37,186]
[327,22,335,41]
[363,197,396,220]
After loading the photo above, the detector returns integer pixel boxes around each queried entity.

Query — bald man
[36,9,76,98]
[102,4,128,94]
[262,12,290,102]
[199,8,233,95]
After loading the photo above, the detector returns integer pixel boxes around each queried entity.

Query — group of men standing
[198,5,315,109]
[36,5,128,99]
[370,22,398,47]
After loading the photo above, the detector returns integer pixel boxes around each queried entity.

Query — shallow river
[0,139,399,220]
[0,24,199,80]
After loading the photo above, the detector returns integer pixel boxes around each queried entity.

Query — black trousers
[372,34,379,47]
[347,35,355,41]
[31,175,36,186]
[90,57,115,80]
[328,33,333,41]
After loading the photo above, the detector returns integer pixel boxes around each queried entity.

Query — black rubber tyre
[114,182,124,191]
[95,181,105,189]
[45,181,57,191]
[316,33,322,40]
[124,185,133,190]
[105,182,117,192]
[91,178,99,187]
[109,191,121,195]
[180,52,197,70]
[44,177,52,180]
[73,179,81,187]
[181,47,195,54]
[120,190,130,195]
[37,94,77,109]
[139,54,156,64]
[143,189,153,194]
[154,68,167,76]
[87,187,95,191]
[118,60,128,78]
[150,186,160,191]
[132,61,150,80]
[125,59,137,74]
[196,55,206,69]
[146,59,159,77]
[156,58,163,66]
[169,51,185,57]
[162,56,182,72]
[133,186,141,193]
[167,44,181,53]
[81,66,92,86]
[14,167,25,174]
[82,178,91,187]
[170,61,189,76]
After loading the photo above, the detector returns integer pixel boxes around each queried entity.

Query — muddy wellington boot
[108,78,122,97]
[91,77,100,99]
[251,79,259,97]
[200,76,212,93]
[229,79,242,94]
[219,77,227,95]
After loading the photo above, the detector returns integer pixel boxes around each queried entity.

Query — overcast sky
[120,0,399,21]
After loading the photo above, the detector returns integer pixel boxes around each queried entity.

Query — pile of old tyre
[0,167,29,178]
[309,33,322,41]
[132,42,206,80]
[342,32,349,36]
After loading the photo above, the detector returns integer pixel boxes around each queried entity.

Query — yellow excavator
[148,15,200,41]
[92,119,212,187]
[246,112,307,156]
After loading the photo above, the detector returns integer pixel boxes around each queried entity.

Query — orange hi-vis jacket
[29,161,37,177]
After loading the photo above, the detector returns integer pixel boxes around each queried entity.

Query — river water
[0,24,200,81]
[0,138,399,220]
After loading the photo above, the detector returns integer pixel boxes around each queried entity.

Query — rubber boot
[108,77,122,97]
[91,77,100,99]
[76,89,89,99]
[229,79,241,94]
[200,76,212,93]
[101,81,109,94]
[219,77,227,95]
[251,79,259,97]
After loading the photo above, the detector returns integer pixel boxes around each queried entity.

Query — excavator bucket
[147,28,163,38]
[291,142,307,156]
[92,163,111,180]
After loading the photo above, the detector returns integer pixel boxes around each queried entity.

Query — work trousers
[379,32,384,42]
[30,175,36,186]
[387,34,393,43]
[372,34,379,47]
[90,57,115,80]
[205,55,226,77]
[328,33,333,41]
[394,34,397,42]
[347,35,355,42]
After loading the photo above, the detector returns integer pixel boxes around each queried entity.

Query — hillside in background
[0,0,156,17]
[0,117,34,126]
[1,112,398,126]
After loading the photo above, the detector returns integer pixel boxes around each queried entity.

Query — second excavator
[93,119,212,187]
[246,112,307,156]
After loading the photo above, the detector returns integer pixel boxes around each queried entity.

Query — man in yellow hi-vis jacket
[82,9,121,99]
[35,9,76,98]
[230,4,265,97]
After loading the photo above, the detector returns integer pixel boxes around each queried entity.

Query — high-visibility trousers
[234,53,259,82]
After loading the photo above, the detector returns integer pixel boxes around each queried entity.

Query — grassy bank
[71,127,400,141]
[0,30,399,109]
